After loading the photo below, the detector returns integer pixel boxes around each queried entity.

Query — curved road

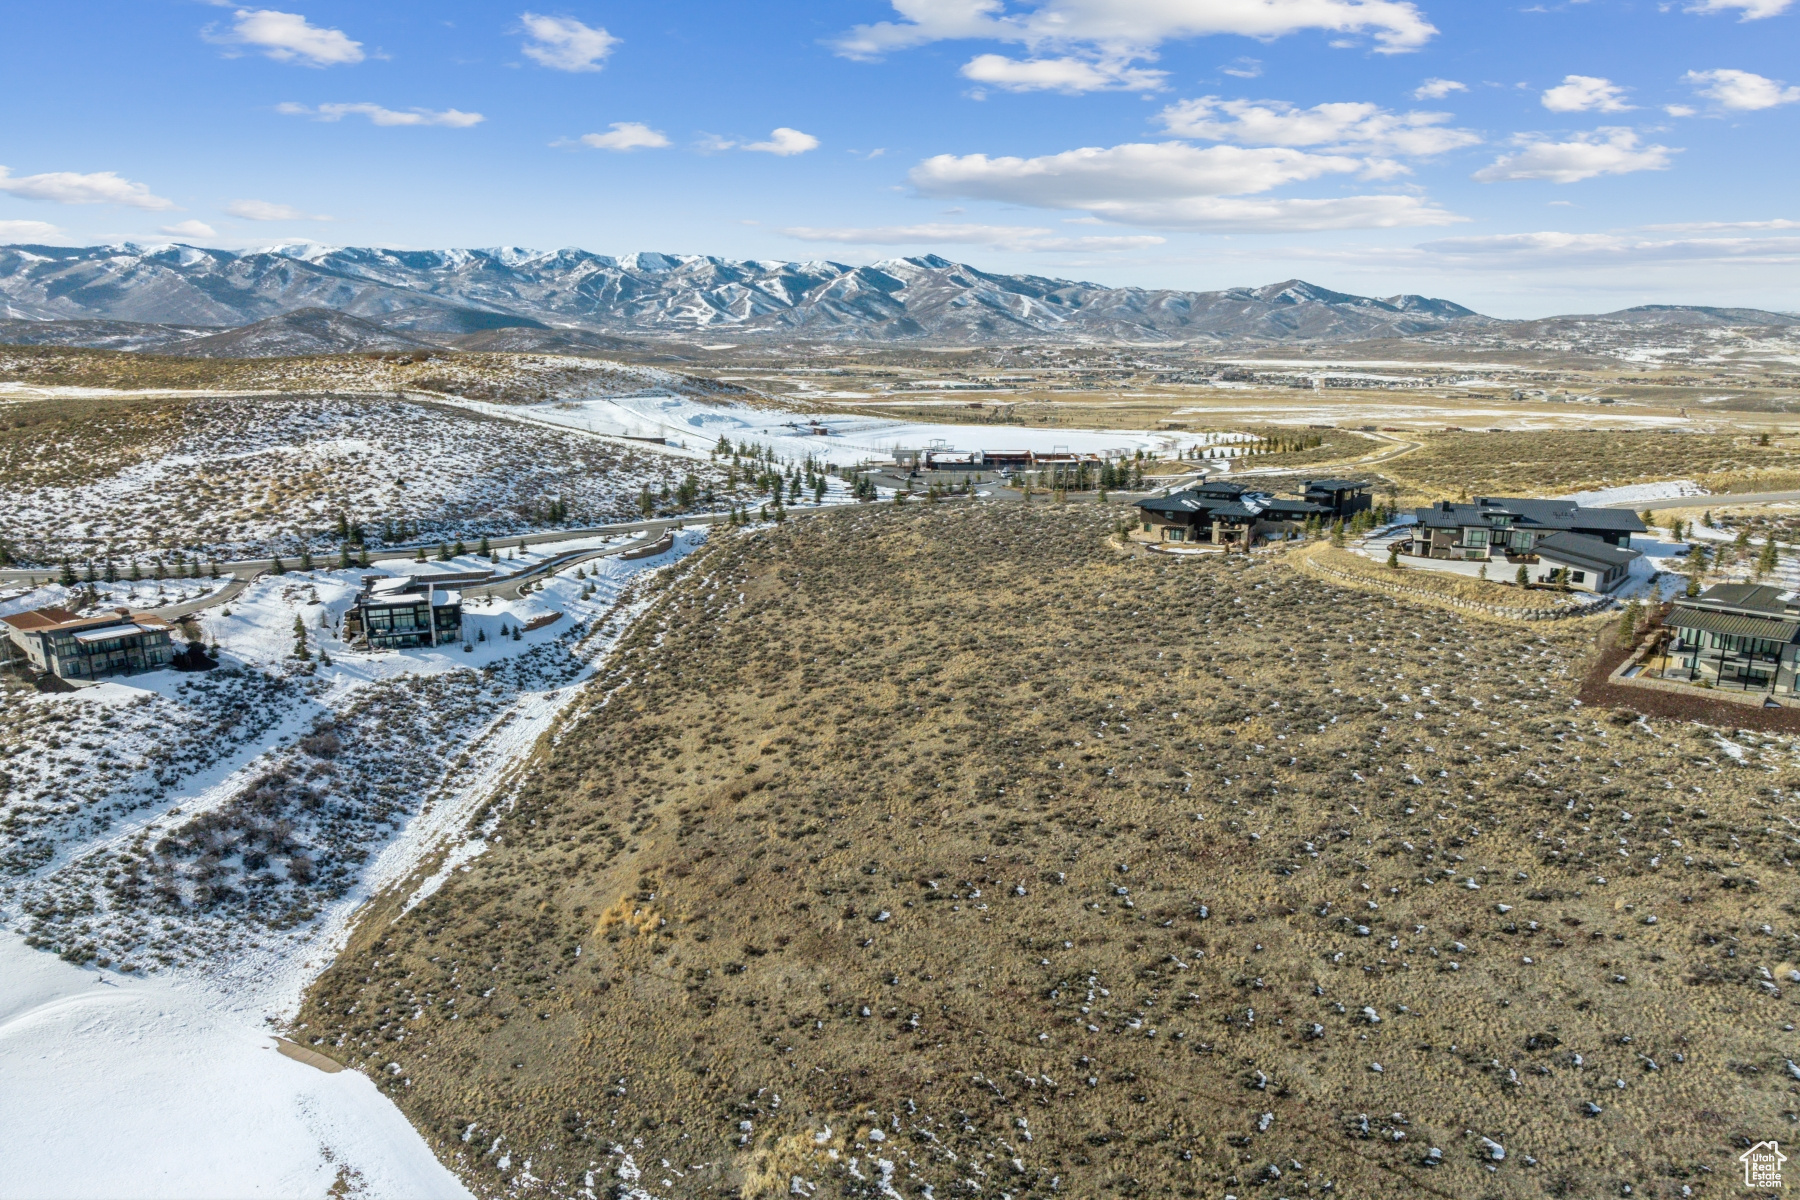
[1604,490,1800,513]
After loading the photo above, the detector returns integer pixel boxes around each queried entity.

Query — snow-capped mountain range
[0,242,1486,345]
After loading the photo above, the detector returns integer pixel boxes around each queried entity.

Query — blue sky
[2,0,1798,315]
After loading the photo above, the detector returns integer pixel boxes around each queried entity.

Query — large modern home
[0,606,177,681]
[1405,497,1645,591]
[342,575,464,650]
[1134,480,1330,548]
[1300,479,1373,520]
[1660,583,1800,695]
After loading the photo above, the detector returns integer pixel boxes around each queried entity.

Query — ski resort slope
[455,391,1256,465]
[0,936,471,1200]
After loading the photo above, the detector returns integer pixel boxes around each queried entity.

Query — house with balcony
[0,606,177,681]
[1660,583,1800,695]
[1300,479,1373,520]
[342,575,464,651]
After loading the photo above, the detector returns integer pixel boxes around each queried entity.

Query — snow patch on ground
[1560,480,1704,507]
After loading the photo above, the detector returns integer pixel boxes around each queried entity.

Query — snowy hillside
[0,391,727,565]
[0,535,705,1197]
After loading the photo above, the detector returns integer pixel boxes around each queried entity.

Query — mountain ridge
[1,242,1794,353]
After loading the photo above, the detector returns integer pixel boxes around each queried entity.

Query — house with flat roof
[1299,479,1373,520]
[341,575,464,651]
[1660,582,1800,695]
[1,606,176,681]
[1134,479,1328,548]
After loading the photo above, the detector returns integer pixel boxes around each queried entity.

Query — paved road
[1605,490,1800,513]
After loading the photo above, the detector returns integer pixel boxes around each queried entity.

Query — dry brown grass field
[1382,430,1800,500]
[298,503,1799,1200]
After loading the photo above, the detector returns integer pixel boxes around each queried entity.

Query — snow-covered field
[0,532,707,1199]
[0,392,723,566]
[468,391,1258,467]
[1560,480,1705,507]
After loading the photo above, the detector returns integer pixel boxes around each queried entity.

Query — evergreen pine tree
[1387,544,1400,568]
[1516,564,1529,586]
[358,548,370,568]
[1758,536,1779,578]
[130,560,142,582]
[209,560,219,579]
[339,545,352,569]
[292,614,309,659]
[454,540,467,557]
[82,561,97,584]
[299,547,314,571]
[59,559,76,587]
[415,546,427,563]
[478,537,490,556]
[271,557,286,575]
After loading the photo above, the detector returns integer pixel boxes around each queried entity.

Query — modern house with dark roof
[1300,479,1373,520]
[1134,479,1328,548]
[1530,531,1640,593]
[0,606,177,681]
[1660,583,1800,695]
[341,575,464,651]
[1403,497,1645,591]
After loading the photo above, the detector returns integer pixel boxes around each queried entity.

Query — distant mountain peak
[0,241,1503,346]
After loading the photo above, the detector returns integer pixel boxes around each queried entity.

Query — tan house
[1,606,177,681]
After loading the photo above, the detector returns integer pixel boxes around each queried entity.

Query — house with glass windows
[1661,583,1800,695]
[1404,497,1644,591]
[342,575,464,651]
[1133,479,1329,548]
[0,606,177,681]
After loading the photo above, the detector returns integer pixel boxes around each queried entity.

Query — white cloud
[1644,217,1800,231]
[225,199,330,220]
[1540,74,1634,113]
[1684,0,1794,19]
[1413,77,1465,99]
[1418,229,1800,266]
[1472,128,1674,184]
[276,102,484,127]
[1158,96,1480,156]
[744,128,820,156]
[1664,103,1698,116]
[575,122,671,151]
[159,220,218,238]
[0,166,175,209]
[960,53,1166,92]
[907,140,1460,230]
[208,9,364,66]
[833,0,1438,58]
[518,13,618,72]
[783,222,1165,250]
[1683,68,1800,110]
[1222,57,1263,78]
[0,219,63,241]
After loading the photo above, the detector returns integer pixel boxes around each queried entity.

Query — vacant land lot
[0,344,742,404]
[0,392,721,564]
[301,504,1798,1200]
[1385,429,1800,499]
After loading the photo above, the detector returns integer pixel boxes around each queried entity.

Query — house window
[1142,523,1151,534]
[1463,528,1489,547]
[1571,570,1586,583]
[1167,527,1186,542]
